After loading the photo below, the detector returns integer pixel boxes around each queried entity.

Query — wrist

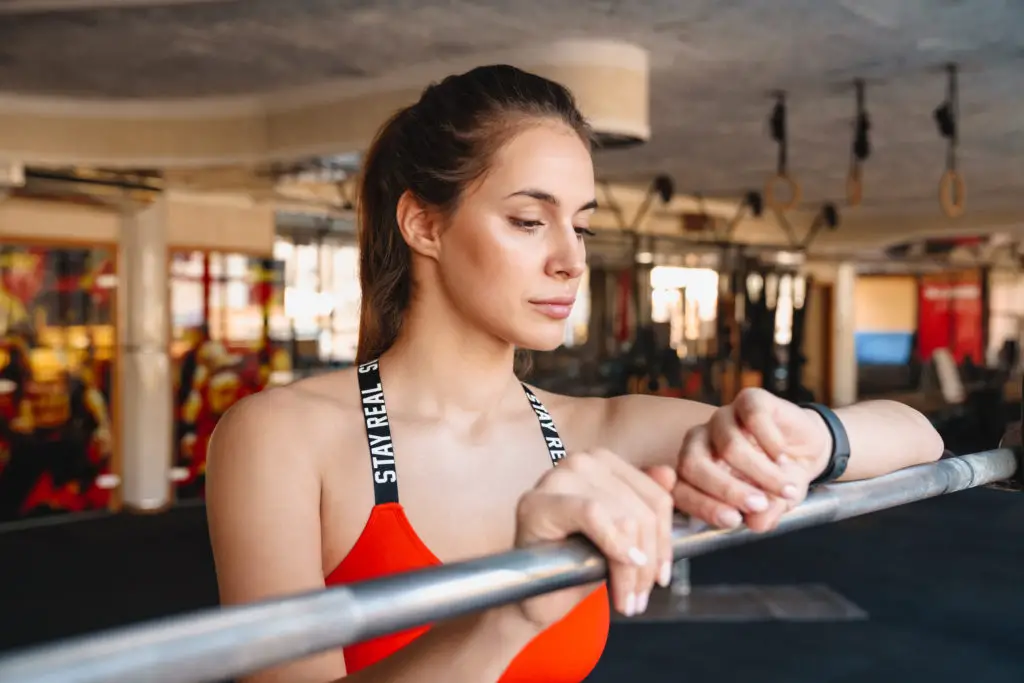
[802,406,835,481]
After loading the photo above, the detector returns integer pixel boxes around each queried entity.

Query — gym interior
[1,2,1023,682]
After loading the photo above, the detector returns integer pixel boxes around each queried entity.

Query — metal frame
[0,448,1018,683]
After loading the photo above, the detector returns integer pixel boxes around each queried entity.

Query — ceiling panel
[0,0,1020,213]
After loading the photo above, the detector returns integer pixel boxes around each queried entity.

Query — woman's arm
[817,399,945,481]
[599,393,944,482]
[206,389,540,683]
[597,391,945,532]
[206,391,344,683]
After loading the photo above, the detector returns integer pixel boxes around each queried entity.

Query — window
[988,271,1024,367]
[649,266,719,351]
[273,237,361,362]
[0,243,117,521]
[169,249,288,501]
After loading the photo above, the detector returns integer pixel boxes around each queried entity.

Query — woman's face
[437,120,596,351]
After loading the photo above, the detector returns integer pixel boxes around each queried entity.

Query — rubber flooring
[1,488,1023,682]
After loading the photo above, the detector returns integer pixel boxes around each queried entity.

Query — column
[119,199,172,511]
[832,262,857,407]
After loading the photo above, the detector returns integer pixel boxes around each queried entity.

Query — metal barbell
[0,446,1019,683]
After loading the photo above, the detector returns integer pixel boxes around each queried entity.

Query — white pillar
[118,199,172,511]
[832,262,857,407]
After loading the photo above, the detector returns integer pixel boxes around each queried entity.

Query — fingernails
[745,493,769,512]
[627,546,649,566]
[658,561,672,587]
[783,484,801,500]
[636,591,650,614]
[717,509,743,528]
[625,592,637,617]
[778,454,793,466]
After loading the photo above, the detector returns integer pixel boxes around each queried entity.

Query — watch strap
[801,402,851,486]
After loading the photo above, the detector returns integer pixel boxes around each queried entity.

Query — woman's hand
[513,449,678,627]
[672,388,833,533]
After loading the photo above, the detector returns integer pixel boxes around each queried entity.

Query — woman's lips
[529,298,576,320]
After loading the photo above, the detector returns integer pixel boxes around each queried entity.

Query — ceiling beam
[0,0,237,15]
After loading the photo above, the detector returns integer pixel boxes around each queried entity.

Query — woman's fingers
[609,516,643,615]
[643,464,680,587]
[707,406,800,500]
[519,450,674,618]
[567,452,665,613]
[677,429,772,516]
[671,478,744,529]
[743,456,808,532]
[585,452,675,592]
[731,388,788,457]
[744,497,791,533]
[515,488,638,562]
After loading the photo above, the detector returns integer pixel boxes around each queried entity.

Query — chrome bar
[0,448,1017,683]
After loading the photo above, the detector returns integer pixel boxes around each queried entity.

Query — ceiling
[0,0,1022,216]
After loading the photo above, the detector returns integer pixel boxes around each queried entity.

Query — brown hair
[355,64,592,364]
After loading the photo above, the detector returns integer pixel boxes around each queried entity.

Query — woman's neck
[379,302,522,421]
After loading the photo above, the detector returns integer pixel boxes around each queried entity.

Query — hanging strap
[934,63,966,218]
[764,91,802,211]
[847,78,871,206]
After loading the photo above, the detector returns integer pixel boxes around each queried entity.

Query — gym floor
[1,488,1022,683]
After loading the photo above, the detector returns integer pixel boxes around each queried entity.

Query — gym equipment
[596,174,675,345]
[0,443,1020,683]
[628,176,675,334]
[764,92,801,212]
[771,202,841,252]
[846,79,871,207]
[800,202,840,250]
[721,190,765,241]
[934,63,966,218]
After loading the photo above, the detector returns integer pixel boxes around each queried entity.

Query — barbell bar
[0,447,1018,683]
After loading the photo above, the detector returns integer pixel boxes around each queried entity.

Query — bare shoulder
[525,386,715,468]
[207,367,367,484]
[523,386,607,436]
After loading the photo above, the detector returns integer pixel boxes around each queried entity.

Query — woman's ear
[396,190,443,260]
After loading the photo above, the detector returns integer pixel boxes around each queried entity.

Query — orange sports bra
[325,359,610,681]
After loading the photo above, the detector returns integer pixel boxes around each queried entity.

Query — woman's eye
[510,218,544,230]
[575,227,596,238]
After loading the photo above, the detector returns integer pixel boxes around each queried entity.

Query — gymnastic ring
[764,172,802,212]
[846,168,863,207]
[939,169,966,218]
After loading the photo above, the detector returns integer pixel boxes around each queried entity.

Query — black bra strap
[521,384,568,466]
[356,359,399,505]
[356,361,566,506]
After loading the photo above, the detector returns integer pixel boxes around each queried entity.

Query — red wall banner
[917,271,983,364]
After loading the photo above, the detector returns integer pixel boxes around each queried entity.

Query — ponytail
[355,108,413,364]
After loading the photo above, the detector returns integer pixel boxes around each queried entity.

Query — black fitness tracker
[800,402,851,486]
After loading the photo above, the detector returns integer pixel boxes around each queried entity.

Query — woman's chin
[511,327,567,353]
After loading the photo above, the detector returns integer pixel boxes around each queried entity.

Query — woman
[206,64,944,683]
